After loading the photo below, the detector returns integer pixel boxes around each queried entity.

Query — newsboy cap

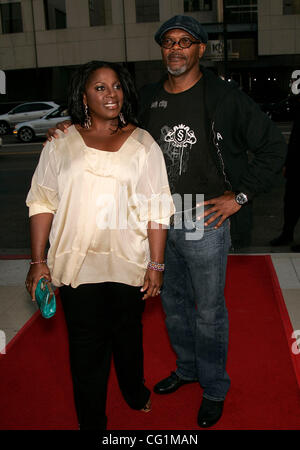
[154,15,208,45]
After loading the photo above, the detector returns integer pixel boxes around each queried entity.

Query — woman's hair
[68,60,139,128]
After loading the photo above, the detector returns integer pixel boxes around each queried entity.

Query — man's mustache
[167,53,187,61]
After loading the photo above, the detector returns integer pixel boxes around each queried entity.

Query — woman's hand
[140,269,163,300]
[25,263,51,302]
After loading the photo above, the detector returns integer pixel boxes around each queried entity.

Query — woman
[25,61,174,430]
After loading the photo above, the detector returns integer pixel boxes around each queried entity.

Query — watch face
[236,193,248,205]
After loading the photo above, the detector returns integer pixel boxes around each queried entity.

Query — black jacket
[138,67,287,247]
[285,106,300,179]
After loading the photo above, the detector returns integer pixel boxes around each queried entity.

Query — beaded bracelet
[30,259,47,265]
[147,261,165,272]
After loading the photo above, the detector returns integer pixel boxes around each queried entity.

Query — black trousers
[59,282,150,430]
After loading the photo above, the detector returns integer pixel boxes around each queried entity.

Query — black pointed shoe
[197,397,224,428]
[153,371,197,395]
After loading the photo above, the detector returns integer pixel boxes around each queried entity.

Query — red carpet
[0,255,300,430]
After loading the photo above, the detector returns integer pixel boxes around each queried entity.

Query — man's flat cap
[155,15,208,45]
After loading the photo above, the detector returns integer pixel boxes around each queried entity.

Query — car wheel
[18,127,34,143]
[0,121,9,135]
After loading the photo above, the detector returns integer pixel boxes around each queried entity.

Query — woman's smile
[103,101,119,110]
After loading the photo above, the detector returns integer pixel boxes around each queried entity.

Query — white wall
[258,0,300,55]
[0,0,217,70]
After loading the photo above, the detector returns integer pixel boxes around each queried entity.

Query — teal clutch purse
[35,278,56,319]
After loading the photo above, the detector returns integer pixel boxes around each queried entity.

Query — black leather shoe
[197,397,224,428]
[153,371,197,395]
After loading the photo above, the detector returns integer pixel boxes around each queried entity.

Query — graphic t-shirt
[145,78,225,210]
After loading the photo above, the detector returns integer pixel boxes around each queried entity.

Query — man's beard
[166,53,187,76]
[167,64,187,76]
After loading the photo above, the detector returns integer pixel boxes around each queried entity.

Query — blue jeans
[161,215,231,401]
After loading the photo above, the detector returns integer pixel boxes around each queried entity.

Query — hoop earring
[119,112,126,126]
[84,104,92,129]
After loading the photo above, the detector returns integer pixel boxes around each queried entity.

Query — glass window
[30,103,54,111]
[89,0,112,26]
[44,0,66,30]
[184,0,212,12]
[10,104,30,114]
[283,0,300,14]
[11,103,54,113]
[136,0,159,23]
[0,2,23,33]
[22,104,44,112]
[47,107,67,118]
[224,0,257,24]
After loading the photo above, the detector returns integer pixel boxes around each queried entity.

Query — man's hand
[200,191,241,229]
[45,120,72,143]
[140,269,163,300]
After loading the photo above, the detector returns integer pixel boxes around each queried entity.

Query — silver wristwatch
[235,192,248,205]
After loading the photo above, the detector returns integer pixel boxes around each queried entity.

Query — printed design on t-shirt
[151,100,168,109]
[158,124,197,191]
[165,124,197,149]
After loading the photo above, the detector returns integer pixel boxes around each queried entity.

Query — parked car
[0,101,59,135]
[13,106,70,143]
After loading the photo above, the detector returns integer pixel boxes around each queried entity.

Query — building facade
[0,0,299,105]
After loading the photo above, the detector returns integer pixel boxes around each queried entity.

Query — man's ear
[199,43,207,59]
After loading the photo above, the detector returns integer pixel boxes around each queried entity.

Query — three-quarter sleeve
[136,141,175,225]
[26,140,59,217]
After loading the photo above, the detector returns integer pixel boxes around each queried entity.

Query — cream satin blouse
[26,126,174,288]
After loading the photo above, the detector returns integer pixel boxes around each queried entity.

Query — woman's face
[83,67,124,121]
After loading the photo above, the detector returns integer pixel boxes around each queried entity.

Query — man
[138,15,286,428]
[47,15,286,428]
